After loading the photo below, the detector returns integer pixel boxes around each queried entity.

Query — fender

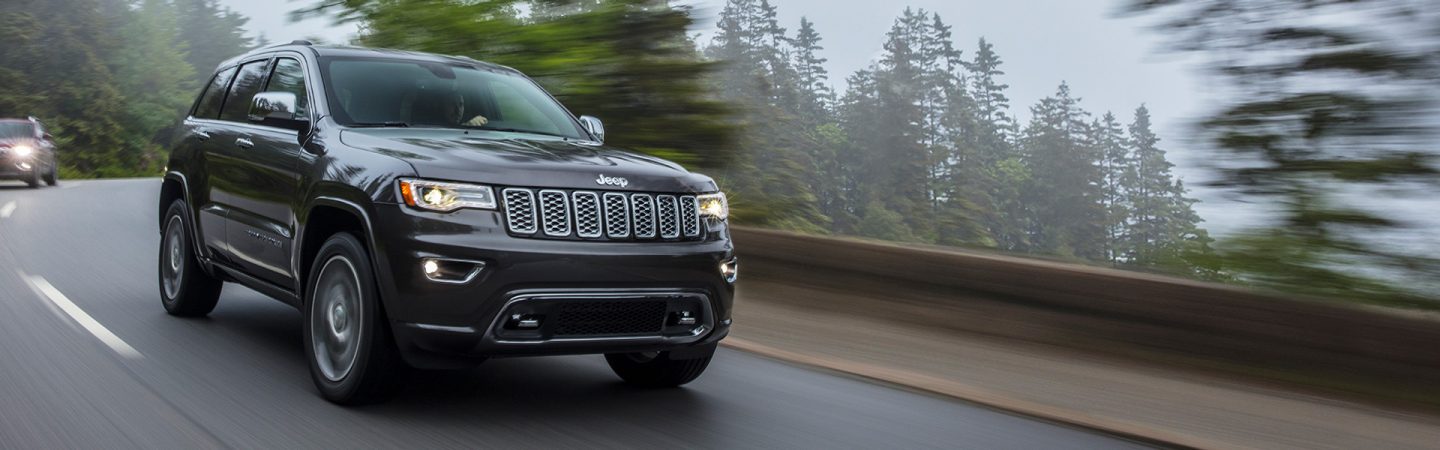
[295,193,392,307]
[163,171,216,268]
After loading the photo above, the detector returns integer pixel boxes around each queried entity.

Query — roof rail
[259,39,316,51]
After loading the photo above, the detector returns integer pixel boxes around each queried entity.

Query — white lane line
[0,201,15,218]
[21,273,143,360]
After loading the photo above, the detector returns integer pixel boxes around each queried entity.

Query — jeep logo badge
[595,174,629,188]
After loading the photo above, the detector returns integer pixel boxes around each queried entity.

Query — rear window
[195,67,239,119]
[0,122,33,139]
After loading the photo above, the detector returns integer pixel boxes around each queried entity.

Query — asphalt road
[0,178,1143,449]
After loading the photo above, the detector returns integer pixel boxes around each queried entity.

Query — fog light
[420,258,485,284]
[16,162,31,171]
[719,257,738,283]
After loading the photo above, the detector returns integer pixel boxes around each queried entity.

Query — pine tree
[110,0,197,173]
[791,17,832,126]
[705,0,825,230]
[1122,105,1208,270]
[1094,111,1131,265]
[966,37,1025,250]
[1021,83,1104,260]
[173,0,254,86]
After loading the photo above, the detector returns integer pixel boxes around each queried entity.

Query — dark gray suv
[158,42,736,404]
[0,117,59,188]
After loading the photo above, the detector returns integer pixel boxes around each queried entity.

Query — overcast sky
[227,0,1255,233]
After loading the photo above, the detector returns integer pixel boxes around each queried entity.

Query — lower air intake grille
[552,301,668,336]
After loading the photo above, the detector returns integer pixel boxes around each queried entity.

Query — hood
[0,137,35,147]
[340,128,717,193]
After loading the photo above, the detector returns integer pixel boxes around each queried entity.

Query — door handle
[195,130,211,141]
[235,138,254,149]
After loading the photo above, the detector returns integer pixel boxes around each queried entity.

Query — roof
[215,43,516,74]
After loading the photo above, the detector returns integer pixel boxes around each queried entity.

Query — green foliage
[173,0,253,86]
[307,0,734,169]
[1129,0,1440,304]
[0,0,253,178]
[0,0,129,176]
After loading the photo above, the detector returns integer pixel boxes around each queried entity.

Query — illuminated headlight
[11,145,34,158]
[398,179,497,212]
[697,192,728,220]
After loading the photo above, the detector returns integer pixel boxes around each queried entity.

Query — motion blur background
[3,0,1437,308]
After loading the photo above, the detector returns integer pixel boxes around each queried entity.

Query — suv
[0,117,59,188]
[158,43,736,404]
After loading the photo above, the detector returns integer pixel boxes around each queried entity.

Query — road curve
[0,179,1143,449]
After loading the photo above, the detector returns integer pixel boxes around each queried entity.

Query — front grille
[502,187,703,241]
[553,300,668,336]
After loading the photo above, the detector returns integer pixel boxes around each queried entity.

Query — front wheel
[43,163,57,186]
[605,344,716,388]
[159,200,223,316]
[303,233,403,405]
[24,165,40,188]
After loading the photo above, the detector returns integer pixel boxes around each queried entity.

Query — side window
[220,60,273,122]
[195,67,239,119]
[265,58,309,118]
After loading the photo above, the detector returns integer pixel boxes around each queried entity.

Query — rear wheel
[605,344,716,388]
[158,200,223,316]
[303,233,403,405]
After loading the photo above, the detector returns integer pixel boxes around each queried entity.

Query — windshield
[319,57,588,139]
[0,122,34,139]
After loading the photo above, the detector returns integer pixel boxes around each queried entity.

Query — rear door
[186,66,241,260]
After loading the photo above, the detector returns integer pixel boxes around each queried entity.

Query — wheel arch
[296,195,384,305]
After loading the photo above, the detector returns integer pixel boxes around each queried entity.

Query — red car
[0,117,59,188]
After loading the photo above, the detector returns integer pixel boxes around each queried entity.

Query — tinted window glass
[220,60,273,122]
[265,58,309,118]
[320,58,586,139]
[0,122,33,139]
[195,67,239,119]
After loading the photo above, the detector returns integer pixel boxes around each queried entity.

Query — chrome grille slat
[572,191,602,238]
[680,196,700,237]
[603,193,630,238]
[539,190,571,237]
[502,189,537,234]
[631,194,657,239]
[502,187,701,242]
[657,195,679,239]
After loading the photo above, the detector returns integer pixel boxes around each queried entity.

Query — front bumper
[367,202,736,368]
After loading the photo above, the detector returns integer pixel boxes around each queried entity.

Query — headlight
[697,192,728,220]
[398,178,497,212]
[11,145,34,158]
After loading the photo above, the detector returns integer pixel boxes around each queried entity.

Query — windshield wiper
[348,121,410,128]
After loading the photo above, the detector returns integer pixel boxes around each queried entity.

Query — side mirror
[578,115,605,143]
[249,92,310,133]
[42,133,53,141]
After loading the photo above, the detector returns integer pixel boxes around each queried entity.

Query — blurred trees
[1127,0,1440,303]
[0,0,255,177]
[302,0,734,169]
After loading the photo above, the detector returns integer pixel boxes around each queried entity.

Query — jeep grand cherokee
[158,42,736,404]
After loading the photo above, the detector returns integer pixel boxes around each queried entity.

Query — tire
[159,200,223,316]
[303,232,403,405]
[43,163,57,186]
[605,344,716,388]
[24,165,39,188]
